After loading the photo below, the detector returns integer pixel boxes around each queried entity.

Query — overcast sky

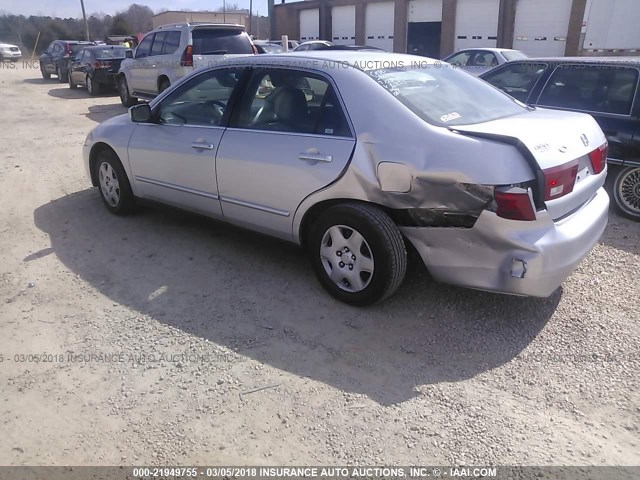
[0,0,271,17]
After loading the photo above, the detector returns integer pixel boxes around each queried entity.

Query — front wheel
[41,64,50,79]
[68,72,77,89]
[308,203,407,306]
[613,166,640,221]
[94,150,135,215]
[57,65,68,83]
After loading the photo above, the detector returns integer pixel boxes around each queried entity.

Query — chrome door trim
[135,175,219,199]
[220,195,290,217]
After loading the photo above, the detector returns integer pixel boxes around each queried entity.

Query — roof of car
[225,51,439,70]
[514,56,640,64]
[155,22,245,30]
[452,48,522,54]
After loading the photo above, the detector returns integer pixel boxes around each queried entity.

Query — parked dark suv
[39,40,95,82]
[481,57,640,220]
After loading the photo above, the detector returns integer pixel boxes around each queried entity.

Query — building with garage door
[270,0,639,57]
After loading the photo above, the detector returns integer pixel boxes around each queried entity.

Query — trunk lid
[454,108,608,220]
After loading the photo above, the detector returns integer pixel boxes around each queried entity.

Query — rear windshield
[70,44,90,54]
[367,66,526,126]
[502,50,528,61]
[191,29,253,55]
[92,47,127,58]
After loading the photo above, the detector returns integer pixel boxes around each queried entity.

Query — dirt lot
[0,62,638,466]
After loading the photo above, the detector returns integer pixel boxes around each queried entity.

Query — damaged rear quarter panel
[293,66,536,241]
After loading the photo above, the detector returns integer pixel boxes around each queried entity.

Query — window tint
[70,44,86,54]
[157,68,243,127]
[163,31,181,54]
[151,32,166,56]
[446,52,472,67]
[482,62,548,103]
[92,47,127,58]
[234,69,351,136]
[136,34,154,58]
[191,29,253,55]
[537,65,639,115]
[369,65,526,126]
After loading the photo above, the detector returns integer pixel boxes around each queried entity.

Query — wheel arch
[157,75,170,91]
[298,198,396,250]
[89,142,121,187]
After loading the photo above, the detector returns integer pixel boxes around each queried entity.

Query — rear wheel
[118,76,138,107]
[159,78,171,93]
[613,166,640,221]
[308,203,407,305]
[94,150,135,215]
[57,65,68,83]
[86,73,101,96]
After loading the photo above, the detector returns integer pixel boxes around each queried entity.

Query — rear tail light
[180,45,193,66]
[542,161,579,201]
[495,187,537,221]
[588,142,608,175]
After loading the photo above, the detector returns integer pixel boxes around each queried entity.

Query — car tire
[613,166,640,221]
[86,73,101,96]
[94,150,135,215]
[57,65,68,83]
[118,76,137,107]
[41,65,50,79]
[308,203,407,305]
[68,73,77,89]
[159,78,170,93]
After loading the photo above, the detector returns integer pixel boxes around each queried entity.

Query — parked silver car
[443,48,527,75]
[84,52,609,305]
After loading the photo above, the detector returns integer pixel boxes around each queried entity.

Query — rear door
[216,67,356,239]
[127,67,247,216]
[532,63,640,166]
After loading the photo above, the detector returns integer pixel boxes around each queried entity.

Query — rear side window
[151,32,166,56]
[482,62,548,103]
[446,52,472,67]
[537,64,639,116]
[368,66,526,126]
[191,29,253,55]
[163,31,181,54]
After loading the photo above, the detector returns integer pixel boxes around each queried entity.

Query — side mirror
[125,50,133,59]
[130,104,151,123]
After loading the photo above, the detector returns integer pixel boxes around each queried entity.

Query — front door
[127,67,246,217]
[216,67,356,240]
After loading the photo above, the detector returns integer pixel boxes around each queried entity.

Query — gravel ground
[0,62,638,466]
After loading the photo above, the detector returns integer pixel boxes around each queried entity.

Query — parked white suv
[117,23,255,107]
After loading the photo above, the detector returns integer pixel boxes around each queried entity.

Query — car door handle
[191,142,215,150]
[298,153,332,163]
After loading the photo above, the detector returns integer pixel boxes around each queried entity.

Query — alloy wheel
[617,167,640,215]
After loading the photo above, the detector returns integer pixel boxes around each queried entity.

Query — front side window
[156,68,244,127]
[368,65,526,127]
[471,52,498,68]
[446,52,472,67]
[136,34,154,58]
[482,62,548,103]
[233,69,351,137]
[537,64,639,115]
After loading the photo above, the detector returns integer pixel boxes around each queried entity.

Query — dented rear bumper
[400,187,609,297]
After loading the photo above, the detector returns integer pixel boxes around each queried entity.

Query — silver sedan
[83,52,609,305]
